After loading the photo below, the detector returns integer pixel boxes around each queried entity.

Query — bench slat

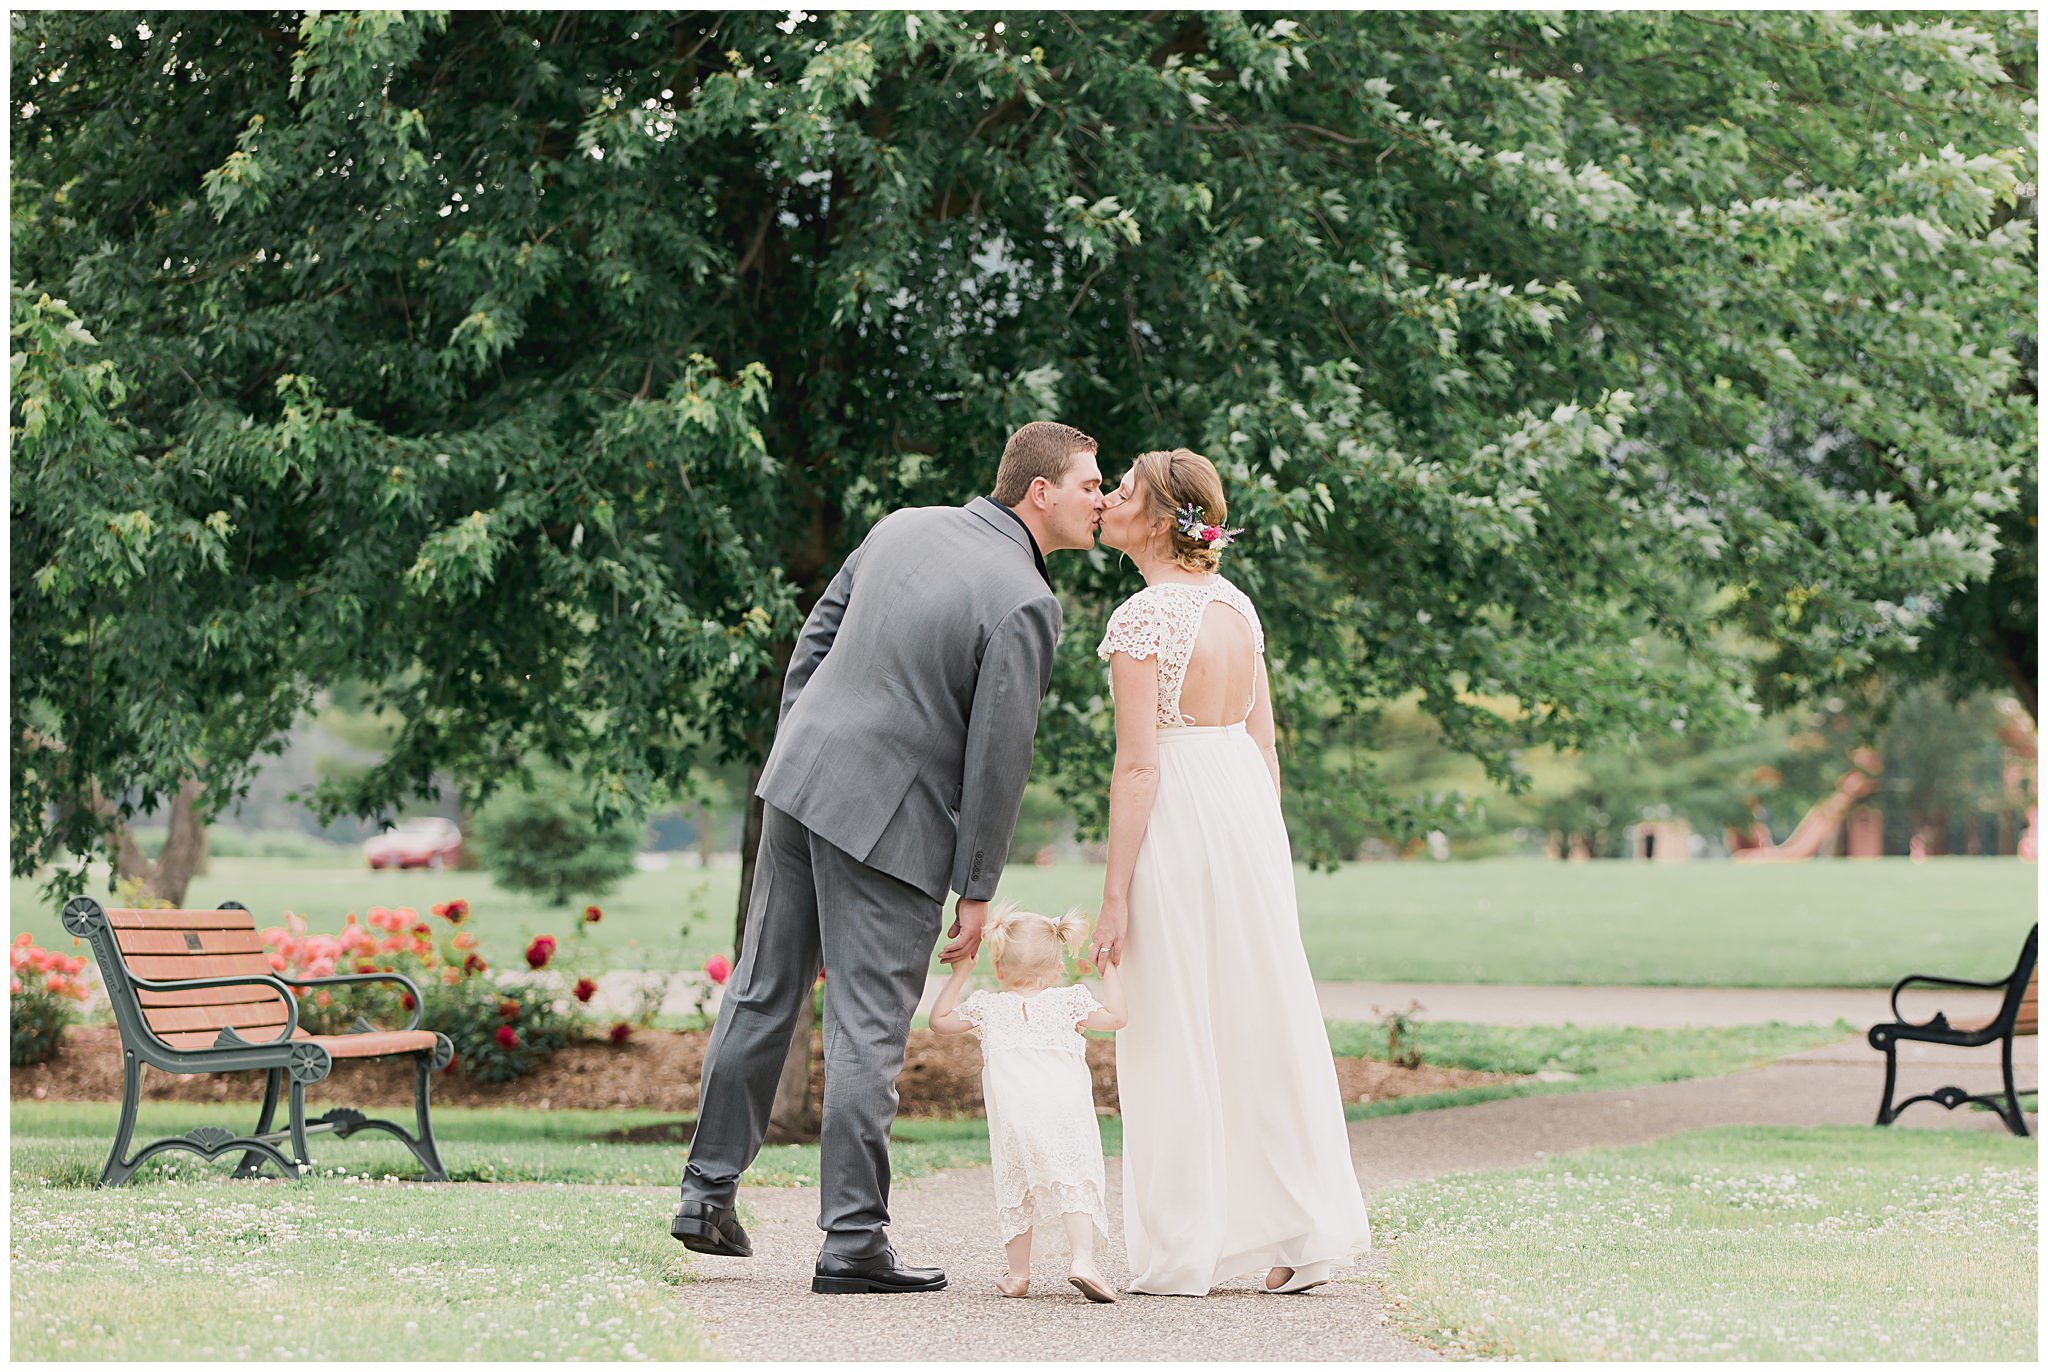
[2017,971,2038,1036]
[114,928,265,957]
[143,1000,291,1035]
[123,952,277,982]
[305,1029,440,1058]
[135,983,281,1008]
[154,1027,295,1050]
[151,1027,437,1055]
[106,908,257,931]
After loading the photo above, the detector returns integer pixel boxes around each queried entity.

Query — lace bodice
[1096,577,1265,728]
[957,983,1101,1056]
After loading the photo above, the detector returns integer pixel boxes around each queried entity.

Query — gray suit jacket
[755,497,1062,903]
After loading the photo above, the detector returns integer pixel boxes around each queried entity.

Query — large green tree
[14,10,2035,915]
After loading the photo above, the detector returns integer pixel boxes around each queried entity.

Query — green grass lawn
[6,1104,1021,1361]
[7,1100,1019,1190]
[1370,1125,2038,1360]
[9,1170,713,1360]
[8,1017,1829,1187]
[10,1018,1884,1360]
[15,853,2033,986]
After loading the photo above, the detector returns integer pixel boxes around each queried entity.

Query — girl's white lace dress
[957,983,1111,1245]
[1097,576,1373,1295]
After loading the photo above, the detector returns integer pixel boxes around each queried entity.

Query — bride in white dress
[1091,448,1372,1297]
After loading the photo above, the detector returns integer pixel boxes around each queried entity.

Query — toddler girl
[930,903,1127,1302]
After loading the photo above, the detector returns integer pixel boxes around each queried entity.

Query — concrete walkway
[595,971,1998,1030]
[660,1033,2034,1360]
[918,977,2004,1030]
[1299,981,2000,1030]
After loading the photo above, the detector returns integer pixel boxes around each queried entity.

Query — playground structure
[1729,748,1886,862]
[1725,703,2039,862]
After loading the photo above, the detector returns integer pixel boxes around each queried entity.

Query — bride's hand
[1091,897,1128,968]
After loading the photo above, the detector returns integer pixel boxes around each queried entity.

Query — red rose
[525,935,556,970]
[1201,525,1221,542]
[400,993,416,1011]
[498,999,520,1019]
[703,954,732,985]
[583,904,603,924]
[608,1022,632,1044]
[433,899,469,925]
[494,1024,518,1050]
[573,977,597,1003]
[462,953,487,976]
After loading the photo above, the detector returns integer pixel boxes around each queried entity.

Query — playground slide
[1731,749,1881,863]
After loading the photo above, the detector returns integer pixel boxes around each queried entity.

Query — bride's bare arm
[1247,654,1281,800]
[1096,652,1160,965]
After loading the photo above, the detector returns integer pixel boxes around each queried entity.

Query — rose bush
[11,934,89,1066]
[260,900,585,1082]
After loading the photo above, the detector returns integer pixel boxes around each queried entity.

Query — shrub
[431,972,574,1084]
[472,765,641,906]
[11,934,90,1066]
[260,899,588,1081]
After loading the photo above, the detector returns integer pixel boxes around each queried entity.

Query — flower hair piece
[1176,501,1244,551]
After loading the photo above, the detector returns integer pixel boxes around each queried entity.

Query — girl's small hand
[947,951,976,979]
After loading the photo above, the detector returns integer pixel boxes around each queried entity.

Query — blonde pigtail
[1053,908,1092,960]
[983,899,1022,967]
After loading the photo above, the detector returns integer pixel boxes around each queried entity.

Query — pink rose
[704,954,732,985]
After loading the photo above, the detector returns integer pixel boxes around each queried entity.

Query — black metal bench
[1869,923,2037,1138]
[63,896,453,1186]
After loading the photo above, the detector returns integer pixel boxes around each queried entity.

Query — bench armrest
[279,971,426,1031]
[124,971,301,1045]
[1889,972,2010,1026]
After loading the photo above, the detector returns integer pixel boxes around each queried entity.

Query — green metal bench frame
[63,896,454,1186]
[1868,923,2036,1138]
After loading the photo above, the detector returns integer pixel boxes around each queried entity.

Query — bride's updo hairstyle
[1130,448,1229,574]
[983,902,1091,989]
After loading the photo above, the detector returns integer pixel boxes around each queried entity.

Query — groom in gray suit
[672,421,1105,1293]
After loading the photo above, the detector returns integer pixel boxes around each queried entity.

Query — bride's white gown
[1097,576,1372,1296]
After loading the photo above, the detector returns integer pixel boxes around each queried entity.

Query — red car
[364,817,463,870]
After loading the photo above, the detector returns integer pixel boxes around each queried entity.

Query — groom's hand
[939,897,988,965]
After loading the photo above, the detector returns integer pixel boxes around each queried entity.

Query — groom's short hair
[992,421,1098,507]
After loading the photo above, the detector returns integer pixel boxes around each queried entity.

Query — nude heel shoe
[1263,1265,1329,1295]
[1069,1272,1118,1303]
[996,1270,1030,1298]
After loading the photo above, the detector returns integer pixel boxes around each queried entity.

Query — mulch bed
[14,1024,1517,1121]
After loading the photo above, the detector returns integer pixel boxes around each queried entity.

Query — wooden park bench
[1868,923,2036,1138]
[62,896,453,1186]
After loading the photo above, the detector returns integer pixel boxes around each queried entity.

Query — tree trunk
[730,492,841,1144]
[453,785,481,870]
[766,994,819,1143]
[731,766,819,1141]
[733,777,766,960]
[2000,641,2036,724]
[113,776,209,906]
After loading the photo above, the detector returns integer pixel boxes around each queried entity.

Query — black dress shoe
[671,1200,752,1257]
[812,1246,947,1294]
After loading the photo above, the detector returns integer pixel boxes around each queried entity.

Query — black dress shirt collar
[989,500,1050,586]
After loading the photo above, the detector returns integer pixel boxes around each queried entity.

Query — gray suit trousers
[680,802,943,1258]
